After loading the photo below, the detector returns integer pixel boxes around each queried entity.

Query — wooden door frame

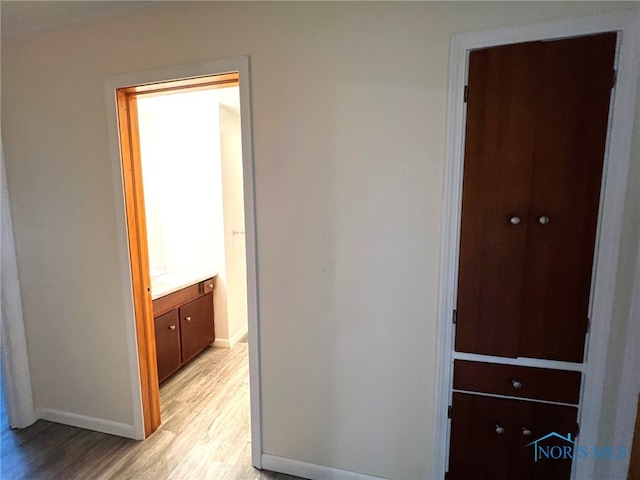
[434,13,640,480]
[105,57,263,468]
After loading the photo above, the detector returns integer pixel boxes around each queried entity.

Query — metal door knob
[168,325,176,330]
[539,215,550,225]
[510,216,521,225]
[185,316,192,322]
[495,425,505,435]
[512,380,522,389]
[522,428,532,437]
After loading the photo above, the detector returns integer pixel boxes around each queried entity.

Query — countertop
[151,270,217,300]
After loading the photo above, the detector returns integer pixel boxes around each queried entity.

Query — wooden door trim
[105,57,263,467]
[434,13,640,480]
[115,89,161,437]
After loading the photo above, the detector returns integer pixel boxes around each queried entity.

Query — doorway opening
[114,69,259,466]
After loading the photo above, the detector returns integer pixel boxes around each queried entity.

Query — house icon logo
[526,432,575,462]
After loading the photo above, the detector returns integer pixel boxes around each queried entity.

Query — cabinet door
[449,393,578,480]
[518,33,616,362]
[179,293,214,363]
[456,33,616,360]
[154,310,182,383]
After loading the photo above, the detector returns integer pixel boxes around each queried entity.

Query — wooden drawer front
[152,284,200,317]
[453,360,581,404]
[449,393,577,480]
[202,277,215,294]
[154,310,182,383]
[179,293,214,364]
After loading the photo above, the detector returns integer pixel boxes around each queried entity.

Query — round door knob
[185,316,192,322]
[168,325,176,330]
[495,425,505,435]
[512,380,522,389]
[539,215,550,225]
[510,216,521,225]
[522,427,532,437]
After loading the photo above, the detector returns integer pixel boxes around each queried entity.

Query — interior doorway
[112,64,261,466]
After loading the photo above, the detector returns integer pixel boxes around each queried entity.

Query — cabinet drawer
[202,277,215,294]
[453,360,581,404]
[152,283,200,317]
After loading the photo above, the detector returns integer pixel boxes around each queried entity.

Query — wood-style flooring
[0,343,303,480]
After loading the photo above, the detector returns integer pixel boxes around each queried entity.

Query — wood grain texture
[449,393,577,480]
[456,33,616,361]
[0,345,301,480]
[116,90,161,436]
[518,32,616,362]
[453,360,581,404]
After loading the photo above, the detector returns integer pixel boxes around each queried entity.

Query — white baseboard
[261,454,385,480]
[36,407,136,439]
[213,325,248,349]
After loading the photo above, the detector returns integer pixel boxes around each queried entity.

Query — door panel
[518,33,616,362]
[154,310,182,383]
[180,293,214,363]
[449,393,578,480]
[456,41,542,357]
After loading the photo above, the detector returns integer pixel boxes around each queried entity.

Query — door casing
[435,13,640,480]
[105,57,263,468]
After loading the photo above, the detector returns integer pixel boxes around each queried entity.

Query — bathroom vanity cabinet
[153,277,216,383]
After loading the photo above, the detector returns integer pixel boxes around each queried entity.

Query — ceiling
[1,1,154,36]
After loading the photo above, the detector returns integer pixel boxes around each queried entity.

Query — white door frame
[104,56,263,467]
[433,12,640,480]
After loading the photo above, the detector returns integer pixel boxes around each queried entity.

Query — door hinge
[445,472,449,480]
[463,85,469,103]
[576,422,580,436]
[586,317,590,334]
[448,405,453,418]
[453,309,457,324]
[611,69,617,90]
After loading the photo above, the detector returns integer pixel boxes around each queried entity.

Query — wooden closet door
[455,41,542,357]
[456,33,616,360]
[518,33,616,362]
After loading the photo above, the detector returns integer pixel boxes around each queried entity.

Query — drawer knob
[168,325,176,330]
[510,216,521,225]
[209,284,214,288]
[522,427,532,437]
[185,316,192,322]
[539,215,550,225]
[495,425,505,435]
[512,380,522,389]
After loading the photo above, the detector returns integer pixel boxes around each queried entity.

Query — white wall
[2,3,638,478]
[219,102,248,346]
[137,91,223,277]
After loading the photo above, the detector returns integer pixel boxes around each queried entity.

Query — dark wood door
[154,309,182,383]
[448,393,578,480]
[455,33,616,361]
[179,293,214,363]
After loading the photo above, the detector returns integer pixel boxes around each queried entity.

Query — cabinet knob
[209,284,214,288]
[495,425,505,435]
[510,216,521,225]
[539,215,550,225]
[185,316,192,322]
[168,325,176,330]
[522,427,532,437]
[512,380,522,389]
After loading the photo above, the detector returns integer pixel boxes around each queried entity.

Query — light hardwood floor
[0,343,303,480]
